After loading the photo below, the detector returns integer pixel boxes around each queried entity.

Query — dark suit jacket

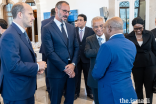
[151,28,156,38]
[125,30,156,67]
[84,34,100,88]
[39,16,55,55]
[41,20,79,78]
[0,23,38,101]
[76,26,94,63]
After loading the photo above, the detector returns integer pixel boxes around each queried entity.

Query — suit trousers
[3,96,34,104]
[49,74,76,104]
[75,59,92,95]
[132,65,156,104]
[91,88,99,104]
[42,54,50,93]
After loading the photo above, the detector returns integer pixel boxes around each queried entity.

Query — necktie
[79,30,83,41]
[61,23,68,44]
[98,38,102,46]
[24,32,30,44]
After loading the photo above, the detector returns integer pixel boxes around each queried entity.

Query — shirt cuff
[37,63,39,71]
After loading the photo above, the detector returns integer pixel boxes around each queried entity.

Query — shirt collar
[79,26,85,32]
[96,33,105,40]
[54,18,65,26]
[13,21,25,33]
[109,33,123,39]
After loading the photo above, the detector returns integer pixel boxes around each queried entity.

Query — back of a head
[51,8,55,16]
[11,2,25,19]
[0,19,8,29]
[106,17,123,31]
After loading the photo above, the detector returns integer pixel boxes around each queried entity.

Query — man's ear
[108,25,112,33]
[17,12,23,19]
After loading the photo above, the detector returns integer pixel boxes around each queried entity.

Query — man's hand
[64,64,75,78]
[37,61,47,74]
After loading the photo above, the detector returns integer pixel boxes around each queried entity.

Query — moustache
[63,15,68,18]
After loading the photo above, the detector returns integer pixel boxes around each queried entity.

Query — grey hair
[55,1,69,9]
[11,2,25,19]
[91,16,105,27]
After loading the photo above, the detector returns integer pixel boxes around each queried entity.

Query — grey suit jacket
[84,34,100,88]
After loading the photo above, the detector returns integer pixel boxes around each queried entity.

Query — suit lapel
[76,27,81,43]
[82,27,88,43]
[11,23,36,62]
[142,30,149,46]
[93,34,100,48]
[65,23,71,47]
[129,31,139,46]
[51,21,67,46]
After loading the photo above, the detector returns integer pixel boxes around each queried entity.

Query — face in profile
[92,19,104,37]
[133,24,144,35]
[22,4,35,28]
[57,3,70,22]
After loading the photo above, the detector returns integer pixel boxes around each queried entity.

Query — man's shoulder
[86,34,96,40]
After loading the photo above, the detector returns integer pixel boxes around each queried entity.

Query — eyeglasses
[134,27,143,31]
[93,25,104,29]
[59,9,71,15]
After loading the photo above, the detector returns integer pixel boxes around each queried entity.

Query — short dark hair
[55,1,69,9]
[78,14,87,21]
[51,8,55,16]
[11,2,25,19]
[0,19,8,29]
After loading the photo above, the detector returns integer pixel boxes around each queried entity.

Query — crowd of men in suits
[1,1,156,104]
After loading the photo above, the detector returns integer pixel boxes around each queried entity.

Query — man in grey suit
[84,16,105,104]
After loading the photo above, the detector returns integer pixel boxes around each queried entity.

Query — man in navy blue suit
[39,8,55,95]
[0,2,47,104]
[41,1,79,104]
[92,17,137,104]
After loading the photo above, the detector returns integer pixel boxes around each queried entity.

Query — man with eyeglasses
[41,1,79,104]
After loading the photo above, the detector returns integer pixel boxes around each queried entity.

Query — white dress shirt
[96,34,106,44]
[13,21,39,71]
[79,27,85,40]
[54,18,68,37]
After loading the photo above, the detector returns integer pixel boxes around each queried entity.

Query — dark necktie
[61,23,68,44]
[24,32,30,44]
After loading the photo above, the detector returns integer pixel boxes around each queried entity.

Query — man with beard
[92,17,137,104]
[41,1,79,104]
[0,2,46,104]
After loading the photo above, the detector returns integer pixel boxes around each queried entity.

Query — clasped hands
[64,64,75,78]
[37,61,47,74]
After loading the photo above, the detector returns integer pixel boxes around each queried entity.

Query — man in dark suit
[75,14,94,100]
[39,8,55,94]
[41,1,79,104]
[84,16,106,104]
[0,2,46,104]
[0,19,8,37]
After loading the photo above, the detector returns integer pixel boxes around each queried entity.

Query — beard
[58,10,68,22]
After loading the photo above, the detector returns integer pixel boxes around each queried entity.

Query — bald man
[92,17,137,104]
[0,2,46,104]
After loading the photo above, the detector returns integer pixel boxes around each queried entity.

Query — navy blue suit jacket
[0,23,38,101]
[41,20,79,78]
[40,16,55,54]
[92,34,137,104]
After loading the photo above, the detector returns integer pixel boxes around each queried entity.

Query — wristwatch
[72,63,75,66]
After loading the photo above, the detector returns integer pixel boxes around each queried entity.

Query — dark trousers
[49,74,76,104]
[42,54,50,93]
[3,96,34,104]
[91,88,99,104]
[132,65,156,104]
[75,59,92,95]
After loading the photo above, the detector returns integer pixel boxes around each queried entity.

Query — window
[119,1,129,34]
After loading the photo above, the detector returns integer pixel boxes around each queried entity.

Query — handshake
[64,63,75,78]
[37,61,47,74]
